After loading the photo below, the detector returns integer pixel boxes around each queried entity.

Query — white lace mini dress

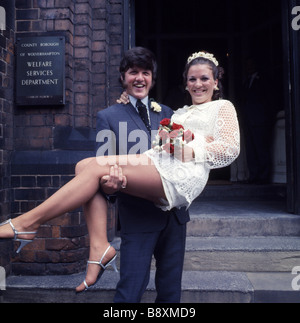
[145,100,240,211]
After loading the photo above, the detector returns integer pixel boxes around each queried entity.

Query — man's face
[122,66,153,99]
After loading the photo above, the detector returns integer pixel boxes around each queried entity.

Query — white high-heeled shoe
[79,245,118,292]
[0,219,37,253]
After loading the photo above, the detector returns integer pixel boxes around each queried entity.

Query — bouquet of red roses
[152,118,195,154]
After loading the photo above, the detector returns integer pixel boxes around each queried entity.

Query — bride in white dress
[0,51,240,291]
[146,98,239,210]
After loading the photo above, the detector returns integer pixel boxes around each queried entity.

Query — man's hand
[100,165,127,195]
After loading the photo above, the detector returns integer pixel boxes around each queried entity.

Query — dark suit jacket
[95,101,190,234]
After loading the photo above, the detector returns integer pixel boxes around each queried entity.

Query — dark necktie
[136,99,151,132]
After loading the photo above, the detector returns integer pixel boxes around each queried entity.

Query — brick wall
[14,0,123,150]
[6,0,124,275]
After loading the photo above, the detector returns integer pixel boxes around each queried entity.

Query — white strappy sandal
[0,219,37,253]
[80,245,118,292]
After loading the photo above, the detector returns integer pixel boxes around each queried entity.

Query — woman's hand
[100,165,127,195]
[173,145,195,163]
[116,91,130,105]
[205,136,214,143]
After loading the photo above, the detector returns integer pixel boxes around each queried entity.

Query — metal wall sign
[16,35,65,106]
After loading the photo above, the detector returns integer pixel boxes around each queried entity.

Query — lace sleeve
[205,101,240,169]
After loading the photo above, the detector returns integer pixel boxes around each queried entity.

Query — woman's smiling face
[186,64,218,105]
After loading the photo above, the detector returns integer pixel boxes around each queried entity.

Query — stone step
[187,200,300,237]
[198,183,286,201]
[184,236,300,272]
[2,270,299,303]
[110,236,300,272]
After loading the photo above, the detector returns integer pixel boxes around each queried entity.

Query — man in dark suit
[96,47,189,303]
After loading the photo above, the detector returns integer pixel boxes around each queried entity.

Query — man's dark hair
[119,47,157,88]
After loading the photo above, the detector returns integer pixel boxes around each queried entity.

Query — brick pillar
[10,0,124,275]
[0,20,15,274]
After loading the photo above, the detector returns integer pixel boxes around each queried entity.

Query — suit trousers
[114,212,187,303]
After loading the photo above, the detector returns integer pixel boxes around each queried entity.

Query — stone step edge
[111,236,300,252]
[4,271,297,292]
[4,271,299,298]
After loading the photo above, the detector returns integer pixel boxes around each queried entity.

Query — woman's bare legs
[74,159,124,292]
[0,158,108,240]
[0,155,164,232]
[76,191,113,292]
[0,154,165,288]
